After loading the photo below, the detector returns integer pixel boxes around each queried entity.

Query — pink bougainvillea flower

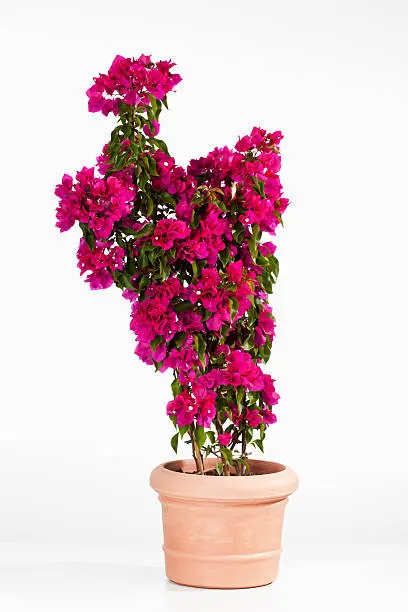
[221,350,264,391]
[255,305,276,343]
[86,54,182,117]
[146,277,181,301]
[166,390,197,426]
[146,60,182,100]
[261,409,277,425]
[76,238,125,290]
[254,326,266,347]
[55,167,135,240]
[226,260,243,284]
[130,296,181,343]
[206,312,224,331]
[196,391,217,428]
[179,310,204,333]
[246,409,263,428]
[218,432,232,446]
[261,374,280,407]
[164,339,202,373]
[152,219,189,250]
[258,241,277,257]
[190,268,224,312]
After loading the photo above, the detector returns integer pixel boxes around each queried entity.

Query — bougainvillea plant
[56,54,290,476]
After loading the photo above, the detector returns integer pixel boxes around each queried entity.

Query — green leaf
[236,386,245,411]
[174,301,193,313]
[122,223,154,239]
[159,191,175,205]
[202,309,212,322]
[248,236,258,262]
[174,332,187,348]
[147,94,158,116]
[259,339,272,363]
[138,167,149,191]
[270,254,279,282]
[245,427,253,445]
[218,247,230,267]
[241,335,254,351]
[247,306,258,327]
[190,209,199,229]
[146,197,155,218]
[153,360,163,372]
[179,425,190,439]
[171,433,179,454]
[79,223,96,251]
[195,425,206,449]
[113,270,134,290]
[138,249,149,268]
[115,232,127,249]
[236,457,251,471]
[150,336,163,351]
[152,138,169,155]
[252,439,264,453]
[206,430,216,444]
[216,461,224,476]
[251,177,265,197]
[159,255,170,280]
[148,247,161,266]
[232,223,245,244]
[220,447,234,465]
[274,209,284,226]
[252,223,261,239]
[138,275,150,293]
[148,156,157,175]
[247,391,259,406]
[171,378,182,398]
[261,269,273,293]
[193,333,207,369]
[114,154,128,171]
[229,297,239,322]
[192,260,198,280]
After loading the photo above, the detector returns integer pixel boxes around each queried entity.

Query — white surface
[0,543,406,611]
[1,0,408,609]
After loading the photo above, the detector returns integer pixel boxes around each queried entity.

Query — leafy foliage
[56,53,291,475]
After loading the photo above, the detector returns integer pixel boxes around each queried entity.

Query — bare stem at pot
[189,424,204,475]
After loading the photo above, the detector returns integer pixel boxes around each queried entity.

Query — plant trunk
[189,425,204,475]
[241,426,247,475]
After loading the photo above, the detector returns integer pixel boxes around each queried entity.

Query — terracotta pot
[150,457,298,589]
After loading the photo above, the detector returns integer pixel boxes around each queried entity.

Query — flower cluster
[77,238,125,290]
[166,389,217,428]
[55,168,135,238]
[56,54,291,475]
[86,54,182,116]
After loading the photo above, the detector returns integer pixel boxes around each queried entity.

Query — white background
[1,0,407,610]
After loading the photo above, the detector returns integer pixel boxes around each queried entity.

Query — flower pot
[150,457,298,589]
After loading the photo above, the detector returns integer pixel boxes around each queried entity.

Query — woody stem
[189,424,204,475]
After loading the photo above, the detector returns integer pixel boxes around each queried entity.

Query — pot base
[164,546,281,589]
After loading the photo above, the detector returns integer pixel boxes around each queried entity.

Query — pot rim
[162,457,286,476]
[150,458,298,502]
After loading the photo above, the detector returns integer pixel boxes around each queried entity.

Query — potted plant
[56,53,298,589]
